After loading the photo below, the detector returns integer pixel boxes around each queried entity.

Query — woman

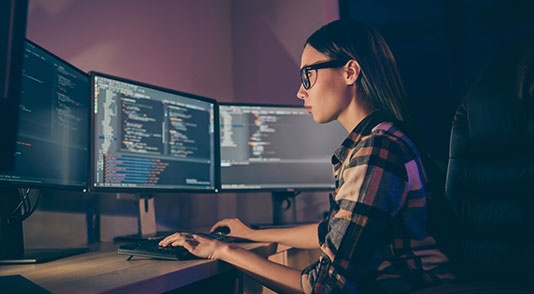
[160,19,454,293]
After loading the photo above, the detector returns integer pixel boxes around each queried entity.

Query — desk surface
[0,242,281,294]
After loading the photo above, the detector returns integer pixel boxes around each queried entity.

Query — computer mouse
[212,226,230,235]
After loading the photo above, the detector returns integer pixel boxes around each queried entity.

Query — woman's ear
[344,60,361,86]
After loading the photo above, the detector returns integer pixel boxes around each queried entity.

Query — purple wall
[231,0,333,104]
[27,0,233,101]
[27,0,338,104]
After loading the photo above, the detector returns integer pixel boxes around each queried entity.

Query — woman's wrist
[243,228,258,241]
[214,242,239,260]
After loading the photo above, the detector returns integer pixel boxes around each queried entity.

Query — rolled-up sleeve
[301,134,409,293]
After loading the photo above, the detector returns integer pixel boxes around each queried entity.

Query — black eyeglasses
[299,59,349,90]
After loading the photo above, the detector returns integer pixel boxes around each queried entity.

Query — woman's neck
[337,98,375,133]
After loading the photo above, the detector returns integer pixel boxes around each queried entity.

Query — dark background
[341,0,534,163]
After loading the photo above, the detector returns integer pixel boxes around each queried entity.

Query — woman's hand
[159,233,225,259]
[210,218,255,240]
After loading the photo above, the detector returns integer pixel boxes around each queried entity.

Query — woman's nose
[296,84,306,100]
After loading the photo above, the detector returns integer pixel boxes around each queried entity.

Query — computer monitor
[219,103,347,191]
[90,72,218,193]
[0,0,27,172]
[0,40,89,189]
[0,39,89,263]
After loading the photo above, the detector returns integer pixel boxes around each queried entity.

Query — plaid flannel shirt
[301,111,454,293]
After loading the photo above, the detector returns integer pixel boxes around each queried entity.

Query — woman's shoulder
[353,121,419,162]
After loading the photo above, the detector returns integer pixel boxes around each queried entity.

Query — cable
[0,188,42,222]
[10,188,29,217]
[23,188,32,217]
[21,189,29,215]
[0,189,24,223]
[21,189,41,221]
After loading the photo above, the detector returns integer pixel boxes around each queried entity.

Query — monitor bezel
[89,71,220,193]
[0,39,90,191]
[217,102,336,193]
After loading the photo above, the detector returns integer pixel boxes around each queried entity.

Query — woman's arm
[219,243,304,294]
[211,218,320,249]
[159,233,304,294]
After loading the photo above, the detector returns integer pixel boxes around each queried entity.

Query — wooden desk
[0,242,280,294]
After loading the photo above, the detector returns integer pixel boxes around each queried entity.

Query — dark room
[1,0,533,293]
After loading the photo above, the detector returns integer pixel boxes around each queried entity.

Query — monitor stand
[0,188,88,264]
[113,193,173,242]
[271,191,298,226]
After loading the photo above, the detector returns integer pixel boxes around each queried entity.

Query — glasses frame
[299,59,349,90]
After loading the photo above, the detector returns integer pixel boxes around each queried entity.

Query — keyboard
[118,232,246,261]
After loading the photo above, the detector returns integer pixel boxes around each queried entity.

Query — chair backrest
[445,43,534,284]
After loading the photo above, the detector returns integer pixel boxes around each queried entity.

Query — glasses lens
[300,68,310,90]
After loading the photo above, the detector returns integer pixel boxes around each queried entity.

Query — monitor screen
[0,0,27,172]
[0,40,89,189]
[219,104,347,191]
[91,73,218,192]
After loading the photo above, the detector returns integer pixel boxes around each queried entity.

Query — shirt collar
[332,110,385,165]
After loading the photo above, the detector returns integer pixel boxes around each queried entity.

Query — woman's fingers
[158,233,176,246]
[159,232,193,247]
[209,219,230,233]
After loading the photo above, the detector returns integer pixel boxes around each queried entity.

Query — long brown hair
[306,19,418,144]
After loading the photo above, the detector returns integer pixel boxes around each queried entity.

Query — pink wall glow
[27,0,233,101]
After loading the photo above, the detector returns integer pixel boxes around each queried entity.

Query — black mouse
[212,226,230,235]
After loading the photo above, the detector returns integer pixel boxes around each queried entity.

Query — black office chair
[411,44,534,294]
[444,44,534,290]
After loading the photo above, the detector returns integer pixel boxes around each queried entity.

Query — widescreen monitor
[219,103,347,191]
[0,40,89,189]
[91,73,218,192]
